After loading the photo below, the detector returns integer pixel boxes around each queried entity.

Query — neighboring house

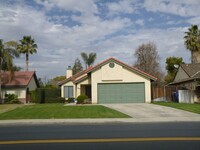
[1,71,39,103]
[170,63,200,103]
[58,58,157,104]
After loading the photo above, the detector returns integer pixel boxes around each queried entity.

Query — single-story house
[58,58,157,104]
[1,71,39,103]
[170,63,200,103]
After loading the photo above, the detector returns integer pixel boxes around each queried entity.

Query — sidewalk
[1,116,200,126]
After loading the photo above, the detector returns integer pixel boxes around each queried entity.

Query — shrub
[4,94,20,104]
[76,95,88,104]
[29,88,61,103]
[29,90,38,103]
[66,97,75,103]
[45,97,66,103]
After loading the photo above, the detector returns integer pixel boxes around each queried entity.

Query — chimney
[66,66,72,79]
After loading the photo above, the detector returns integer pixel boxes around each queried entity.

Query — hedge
[29,88,65,103]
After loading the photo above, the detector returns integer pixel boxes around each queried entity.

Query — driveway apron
[103,103,200,119]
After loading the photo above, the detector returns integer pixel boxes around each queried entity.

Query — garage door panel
[98,83,145,104]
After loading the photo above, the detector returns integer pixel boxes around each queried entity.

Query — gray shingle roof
[170,63,200,85]
[181,63,200,77]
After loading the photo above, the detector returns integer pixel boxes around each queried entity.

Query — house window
[64,86,73,98]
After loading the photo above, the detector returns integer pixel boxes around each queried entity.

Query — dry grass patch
[0,104,24,114]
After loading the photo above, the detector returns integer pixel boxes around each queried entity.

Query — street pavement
[0,122,200,150]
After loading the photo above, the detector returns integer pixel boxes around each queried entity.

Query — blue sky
[0,0,200,80]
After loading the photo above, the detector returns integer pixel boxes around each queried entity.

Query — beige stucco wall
[2,88,26,99]
[174,67,189,81]
[91,63,152,104]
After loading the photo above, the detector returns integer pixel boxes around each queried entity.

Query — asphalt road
[0,122,200,150]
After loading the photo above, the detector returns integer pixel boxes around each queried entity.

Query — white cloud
[35,0,98,15]
[148,17,154,22]
[91,27,190,70]
[107,1,136,16]
[0,0,194,79]
[143,0,200,17]
[0,2,134,78]
[187,16,200,26]
[135,19,144,26]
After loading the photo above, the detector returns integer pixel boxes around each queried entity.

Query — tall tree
[17,36,37,71]
[45,76,66,88]
[2,41,20,71]
[0,39,17,103]
[81,52,96,69]
[134,42,164,81]
[72,58,83,75]
[165,57,184,84]
[184,25,200,63]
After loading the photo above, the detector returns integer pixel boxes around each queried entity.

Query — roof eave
[169,77,199,85]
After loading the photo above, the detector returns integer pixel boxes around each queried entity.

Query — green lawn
[0,104,130,119]
[153,102,200,114]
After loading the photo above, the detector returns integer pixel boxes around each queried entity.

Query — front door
[85,85,91,98]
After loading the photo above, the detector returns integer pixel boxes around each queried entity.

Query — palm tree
[0,39,18,103]
[2,41,20,71]
[17,36,37,71]
[184,25,200,63]
[81,52,97,69]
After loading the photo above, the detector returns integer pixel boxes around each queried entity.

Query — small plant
[45,97,66,103]
[29,90,38,103]
[67,97,75,103]
[4,94,20,104]
[76,95,88,104]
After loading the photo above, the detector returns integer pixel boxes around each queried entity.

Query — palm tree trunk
[192,51,200,63]
[26,53,29,71]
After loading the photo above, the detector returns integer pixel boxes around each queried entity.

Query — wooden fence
[151,86,179,101]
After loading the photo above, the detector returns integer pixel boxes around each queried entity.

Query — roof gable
[171,63,200,85]
[58,58,157,86]
[181,63,200,77]
[1,71,39,88]
[88,57,157,80]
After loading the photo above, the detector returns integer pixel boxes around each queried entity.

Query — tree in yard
[0,39,19,103]
[134,42,164,82]
[165,57,184,84]
[45,76,66,88]
[184,25,200,63]
[2,41,20,71]
[17,36,38,71]
[72,58,83,75]
[81,52,96,69]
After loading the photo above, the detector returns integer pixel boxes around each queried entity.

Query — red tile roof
[58,57,157,85]
[1,71,38,87]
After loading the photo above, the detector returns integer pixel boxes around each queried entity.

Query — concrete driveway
[103,103,200,122]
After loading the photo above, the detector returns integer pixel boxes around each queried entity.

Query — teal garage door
[98,83,145,104]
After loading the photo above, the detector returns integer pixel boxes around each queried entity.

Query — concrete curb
[1,117,200,126]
